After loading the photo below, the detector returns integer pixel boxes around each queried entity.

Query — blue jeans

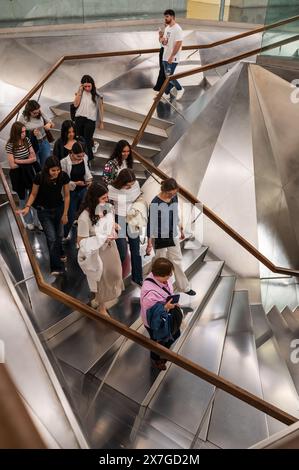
[37,139,51,168]
[163,61,182,94]
[64,187,87,238]
[37,205,64,272]
[115,215,143,284]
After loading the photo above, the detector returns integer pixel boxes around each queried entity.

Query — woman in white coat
[77,182,124,315]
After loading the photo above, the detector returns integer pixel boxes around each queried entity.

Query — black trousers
[153,47,166,91]
[146,326,180,361]
[75,116,96,161]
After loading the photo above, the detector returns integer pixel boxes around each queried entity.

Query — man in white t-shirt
[161,9,184,101]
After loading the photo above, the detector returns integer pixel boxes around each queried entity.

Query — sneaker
[151,359,167,371]
[131,279,143,288]
[60,255,67,262]
[185,289,196,296]
[50,270,65,276]
[25,223,35,231]
[34,221,43,231]
[170,86,177,97]
[90,298,99,309]
[175,87,185,101]
[92,141,99,153]
[62,234,71,243]
[162,93,170,101]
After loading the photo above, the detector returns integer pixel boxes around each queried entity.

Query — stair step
[281,307,299,333]
[207,291,269,449]
[141,275,235,442]
[250,303,272,348]
[251,304,299,436]
[103,111,168,142]
[49,246,209,374]
[94,261,225,405]
[267,306,299,395]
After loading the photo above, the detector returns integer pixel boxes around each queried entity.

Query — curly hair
[109,140,133,169]
[78,182,108,226]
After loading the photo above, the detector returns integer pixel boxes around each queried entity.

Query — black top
[147,194,179,239]
[53,138,70,161]
[70,161,85,182]
[33,171,70,209]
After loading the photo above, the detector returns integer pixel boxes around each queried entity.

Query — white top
[108,181,141,217]
[162,23,183,62]
[20,113,49,139]
[75,91,97,121]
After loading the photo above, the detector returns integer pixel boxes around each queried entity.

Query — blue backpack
[145,278,183,342]
[146,302,172,341]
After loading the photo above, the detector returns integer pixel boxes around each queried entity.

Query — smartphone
[166,294,180,304]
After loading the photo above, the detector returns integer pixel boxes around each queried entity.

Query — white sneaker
[90,298,99,309]
[162,93,170,101]
[25,223,35,231]
[35,221,43,231]
[175,88,185,101]
[92,141,99,153]
[170,86,177,97]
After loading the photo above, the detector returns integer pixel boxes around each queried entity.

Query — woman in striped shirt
[6,121,39,229]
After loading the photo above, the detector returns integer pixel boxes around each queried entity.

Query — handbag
[42,115,54,143]
[154,237,175,250]
[45,128,54,143]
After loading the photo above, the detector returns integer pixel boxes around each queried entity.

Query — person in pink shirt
[140,257,180,370]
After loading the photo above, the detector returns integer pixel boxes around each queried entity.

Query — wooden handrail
[1,13,298,132]
[132,149,299,278]
[0,14,299,430]
[132,32,299,147]
[0,166,296,427]
[0,364,45,448]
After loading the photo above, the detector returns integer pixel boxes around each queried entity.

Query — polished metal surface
[207,291,268,448]
[281,306,299,333]
[251,304,299,437]
[140,276,235,441]
[0,259,87,449]
[267,306,299,395]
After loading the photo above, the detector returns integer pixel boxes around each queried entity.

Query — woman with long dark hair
[73,75,99,162]
[20,100,54,167]
[53,120,79,161]
[77,183,123,315]
[18,157,70,276]
[108,168,143,286]
[102,140,134,184]
[6,121,39,230]
[61,141,92,239]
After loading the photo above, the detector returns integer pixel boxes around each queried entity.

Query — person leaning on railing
[17,157,70,277]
